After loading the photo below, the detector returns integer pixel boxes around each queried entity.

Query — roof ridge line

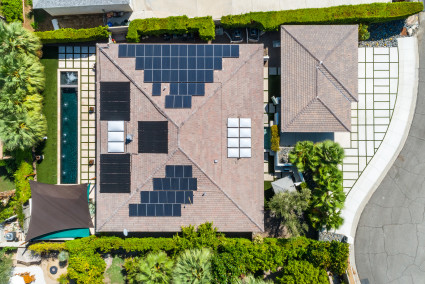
[317,63,357,102]
[316,97,350,131]
[96,148,180,231]
[97,45,179,128]
[281,26,321,63]
[322,26,358,63]
[178,147,264,232]
[179,46,264,129]
[282,96,318,132]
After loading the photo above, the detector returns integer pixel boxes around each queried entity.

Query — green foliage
[125,251,173,284]
[172,248,212,284]
[28,242,66,254]
[106,257,125,284]
[237,274,273,284]
[289,140,345,230]
[57,273,69,284]
[58,251,69,262]
[35,26,109,44]
[0,0,23,22]
[0,22,41,55]
[67,253,106,284]
[211,252,244,283]
[270,125,280,152]
[358,23,370,41]
[14,161,33,203]
[0,249,13,284]
[329,241,349,275]
[268,187,311,237]
[127,15,215,42]
[221,2,423,30]
[277,260,329,284]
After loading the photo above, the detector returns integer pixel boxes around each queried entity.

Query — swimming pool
[60,87,78,184]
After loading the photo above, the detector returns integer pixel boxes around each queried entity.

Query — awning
[26,181,93,241]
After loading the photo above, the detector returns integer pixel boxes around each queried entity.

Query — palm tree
[0,52,45,94]
[0,22,42,56]
[288,141,314,172]
[172,248,212,284]
[126,251,173,284]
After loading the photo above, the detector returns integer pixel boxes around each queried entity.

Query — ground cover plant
[0,0,23,22]
[29,223,349,284]
[221,2,423,30]
[0,249,13,284]
[289,140,345,230]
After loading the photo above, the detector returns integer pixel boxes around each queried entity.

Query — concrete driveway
[355,21,425,284]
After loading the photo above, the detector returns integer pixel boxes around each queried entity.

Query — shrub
[270,125,280,152]
[57,274,69,284]
[277,260,329,284]
[358,24,370,41]
[67,253,106,284]
[237,274,273,284]
[172,248,212,283]
[125,251,173,284]
[29,242,66,254]
[221,2,423,30]
[268,187,311,237]
[127,16,215,42]
[14,161,33,204]
[58,251,69,262]
[0,0,23,22]
[35,26,109,44]
[0,249,13,284]
[289,140,345,230]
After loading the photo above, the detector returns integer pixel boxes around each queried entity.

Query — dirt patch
[34,10,104,32]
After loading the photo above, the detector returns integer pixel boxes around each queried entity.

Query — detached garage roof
[26,181,93,241]
[280,25,358,132]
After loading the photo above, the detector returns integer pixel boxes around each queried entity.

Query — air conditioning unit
[5,232,16,242]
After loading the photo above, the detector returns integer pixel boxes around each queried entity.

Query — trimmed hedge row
[35,26,109,44]
[0,0,23,22]
[126,15,215,42]
[221,2,423,30]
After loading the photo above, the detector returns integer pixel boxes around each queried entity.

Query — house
[95,43,264,233]
[280,25,358,133]
[32,0,132,16]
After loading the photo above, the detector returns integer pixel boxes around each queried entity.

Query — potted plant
[58,251,69,267]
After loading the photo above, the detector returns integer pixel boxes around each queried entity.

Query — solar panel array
[118,44,239,109]
[100,154,131,193]
[129,165,197,217]
[138,121,168,154]
[100,82,130,121]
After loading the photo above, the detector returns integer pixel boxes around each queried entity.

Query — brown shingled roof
[280,25,358,132]
[95,44,264,233]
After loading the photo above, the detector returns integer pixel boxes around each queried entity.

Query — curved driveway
[355,25,425,283]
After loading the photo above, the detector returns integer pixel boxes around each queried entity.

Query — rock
[401,27,407,36]
[408,28,413,36]
[406,15,419,26]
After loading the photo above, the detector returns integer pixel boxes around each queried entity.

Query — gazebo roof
[26,181,93,241]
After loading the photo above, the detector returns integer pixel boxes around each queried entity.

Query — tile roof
[280,25,358,132]
[95,44,264,233]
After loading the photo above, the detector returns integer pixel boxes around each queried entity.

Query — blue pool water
[61,88,78,184]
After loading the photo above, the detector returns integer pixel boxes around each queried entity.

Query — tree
[0,249,13,284]
[288,141,314,172]
[125,251,173,284]
[172,248,212,284]
[268,186,311,237]
[0,22,42,55]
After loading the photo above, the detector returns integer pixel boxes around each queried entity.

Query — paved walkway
[355,26,425,283]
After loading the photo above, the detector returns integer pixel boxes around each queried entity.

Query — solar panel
[214,57,222,70]
[174,96,183,108]
[147,204,155,216]
[179,70,187,82]
[205,45,213,56]
[205,57,213,69]
[170,83,178,95]
[145,57,153,69]
[135,57,144,70]
[162,57,170,69]
[162,45,170,56]
[179,83,187,95]
[223,45,230,57]
[100,82,130,121]
[164,204,173,216]
[144,70,153,82]
[145,45,153,56]
[100,154,131,193]
[138,204,147,216]
[188,57,196,69]
[129,204,137,216]
[205,70,214,83]
[127,45,135,57]
[197,45,204,56]
[153,70,161,82]
[138,121,168,153]
[171,178,179,190]
[136,45,144,56]
[159,191,167,203]
[153,178,162,190]
[154,45,161,56]
[163,178,171,190]
[167,191,175,203]
[180,178,189,190]
[141,191,149,202]
[156,204,164,216]
[171,57,178,69]
[173,204,181,216]
[188,45,196,56]
[231,45,239,57]
[188,178,197,190]
[176,191,184,203]
[165,96,174,108]
[179,45,187,56]
[175,166,183,177]
[153,57,161,69]
[182,96,191,108]
[118,45,127,57]
[185,191,193,204]
[152,83,161,96]
[150,191,158,203]
[214,45,222,57]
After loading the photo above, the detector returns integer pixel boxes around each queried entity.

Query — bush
[58,251,69,262]
[35,26,109,44]
[268,187,311,237]
[125,251,173,284]
[0,249,13,284]
[0,0,23,22]
[29,242,66,254]
[127,15,215,42]
[270,125,280,152]
[276,260,329,284]
[358,23,370,41]
[221,2,423,30]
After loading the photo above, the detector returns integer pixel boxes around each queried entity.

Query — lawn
[0,166,14,192]
[36,46,58,184]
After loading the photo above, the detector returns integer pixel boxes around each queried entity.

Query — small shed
[272,174,296,194]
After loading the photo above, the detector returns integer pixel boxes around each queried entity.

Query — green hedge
[29,223,349,284]
[35,26,109,44]
[0,0,23,22]
[271,125,280,152]
[127,15,215,42]
[221,2,423,30]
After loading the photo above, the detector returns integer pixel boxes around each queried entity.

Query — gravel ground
[359,19,409,48]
